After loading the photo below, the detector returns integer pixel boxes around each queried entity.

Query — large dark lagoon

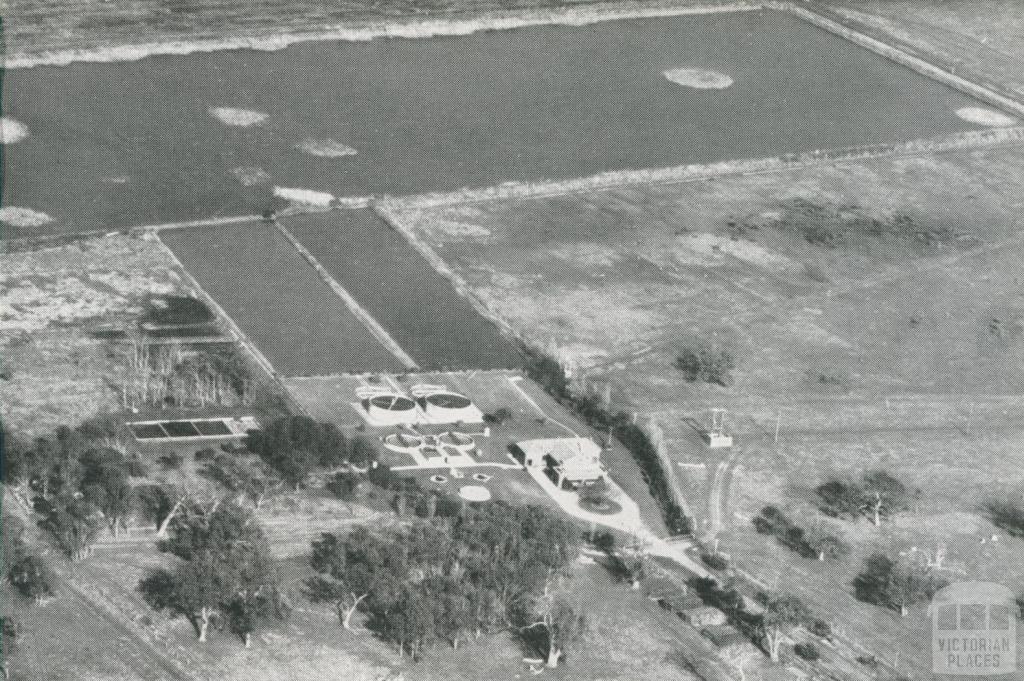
[2,9,989,236]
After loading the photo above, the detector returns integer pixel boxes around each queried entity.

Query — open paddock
[391,144,1024,403]
[383,142,1024,670]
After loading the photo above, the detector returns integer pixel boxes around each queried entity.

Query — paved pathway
[525,466,711,578]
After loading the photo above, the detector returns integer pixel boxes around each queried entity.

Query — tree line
[245,415,377,490]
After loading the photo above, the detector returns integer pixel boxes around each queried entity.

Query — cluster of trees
[985,498,1024,537]
[3,513,56,605]
[816,470,914,526]
[689,577,816,663]
[482,407,513,425]
[306,501,584,665]
[523,350,692,536]
[330,464,464,519]
[753,506,849,561]
[198,451,277,509]
[4,421,146,560]
[675,344,736,386]
[585,530,651,590]
[119,341,254,410]
[853,553,948,617]
[140,502,287,646]
[246,416,377,489]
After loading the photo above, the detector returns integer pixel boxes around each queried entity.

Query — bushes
[524,349,570,400]
[701,552,730,571]
[809,618,832,639]
[853,553,947,616]
[158,452,184,470]
[816,471,912,526]
[794,642,820,661]
[752,506,848,561]
[985,498,1024,537]
[483,407,513,425]
[35,493,104,561]
[675,345,735,386]
[8,554,56,603]
[326,470,361,501]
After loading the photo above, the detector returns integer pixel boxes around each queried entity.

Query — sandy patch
[679,232,796,272]
[296,138,358,158]
[663,68,733,89]
[1,117,28,144]
[233,166,271,187]
[273,186,335,207]
[397,206,491,239]
[208,106,269,127]
[546,242,622,269]
[0,206,53,228]
[956,106,1016,127]
[459,485,492,502]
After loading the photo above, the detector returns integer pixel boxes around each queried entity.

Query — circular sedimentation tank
[382,432,424,453]
[439,432,475,452]
[369,395,416,411]
[425,393,472,409]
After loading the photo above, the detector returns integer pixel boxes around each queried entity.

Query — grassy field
[283,210,522,370]
[0,0,626,57]
[159,222,407,376]
[823,0,1024,97]
[0,234,188,436]
[385,142,1024,674]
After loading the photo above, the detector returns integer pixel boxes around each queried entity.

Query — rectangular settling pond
[160,221,408,376]
[1,9,994,236]
[283,209,523,371]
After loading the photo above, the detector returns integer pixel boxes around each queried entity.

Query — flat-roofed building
[516,436,607,488]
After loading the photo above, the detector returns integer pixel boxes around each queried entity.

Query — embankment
[772,1,1024,118]
[379,125,1024,210]
[7,0,757,69]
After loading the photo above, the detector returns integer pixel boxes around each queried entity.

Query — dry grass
[394,146,1024,399]
[385,143,1024,671]
[823,0,1024,96]
[1,0,742,61]
[0,233,186,436]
